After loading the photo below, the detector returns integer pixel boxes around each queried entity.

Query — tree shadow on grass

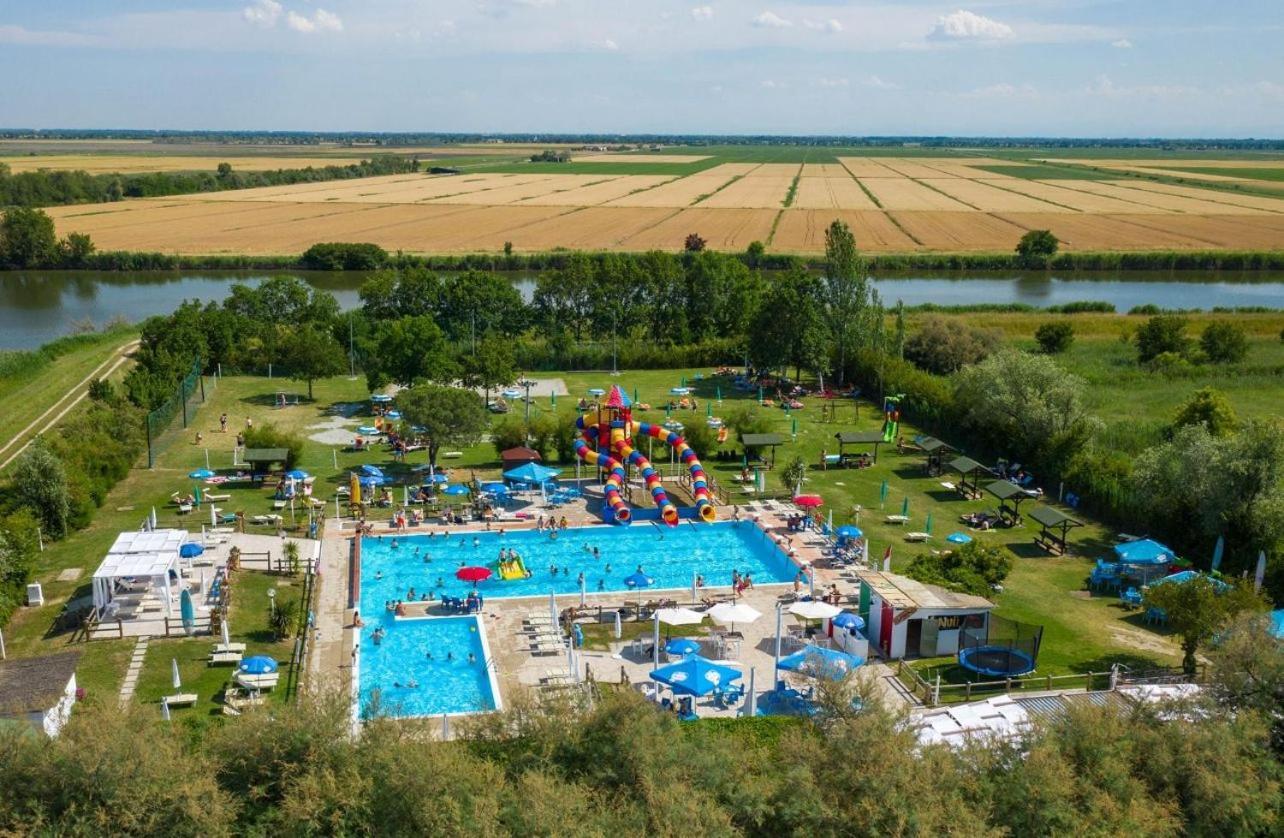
[239,392,316,408]
[1068,652,1171,675]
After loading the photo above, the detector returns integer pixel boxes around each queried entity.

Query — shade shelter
[650,655,742,697]
[985,480,1030,525]
[740,433,787,469]
[915,436,954,476]
[833,430,886,466]
[500,446,541,471]
[92,550,180,617]
[947,456,994,500]
[778,645,864,680]
[243,447,289,479]
[503,461,561,486]
[1030,505,1083,555]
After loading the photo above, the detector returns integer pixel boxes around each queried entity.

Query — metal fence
[145,357,211,467]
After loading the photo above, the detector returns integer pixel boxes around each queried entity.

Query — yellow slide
[498,556,529,580]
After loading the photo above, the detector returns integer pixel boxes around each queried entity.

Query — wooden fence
[894,660,1201,706]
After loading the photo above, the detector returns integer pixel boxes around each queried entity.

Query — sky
[0,1,1280,137]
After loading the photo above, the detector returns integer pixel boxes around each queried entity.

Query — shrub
[1015,229,1059,267]
[1034,322,1075,354]
[490,416,529,459]
[1172,387,1238,437]
[1200,321,1249,364]
[243,424,304,469]
[683,233,706,252]
[299,242,389,271]
[1135,315,1191,363]
[904,316,1000,374]
[905,541,1015,597]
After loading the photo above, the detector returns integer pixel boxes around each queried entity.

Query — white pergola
[92,529,188,617]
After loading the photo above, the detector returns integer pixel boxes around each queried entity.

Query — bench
[163,693,198,707]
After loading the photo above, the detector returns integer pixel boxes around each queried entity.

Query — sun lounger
[164,693,198,707]
[884,515,909,525]
[209,651,243,665]
[250,514,283,525]
[904,532,930,542]
[205,493,230,502]
[212,642,247,654]
[236,672,280,691]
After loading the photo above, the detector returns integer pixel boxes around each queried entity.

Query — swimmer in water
[407,678,418,689]
[375,570,383,580]
[391,539,398,549]
[446,651,454,662]
[605,562,612,573]
[597,579,605,591]
[425,650,433,660]
[473,537,480,548]
[468,652,476,664]
[593,546,601,560]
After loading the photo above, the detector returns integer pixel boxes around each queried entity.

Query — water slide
[497,556,529,580]
[574,413,716,525]
[882,395,902,443]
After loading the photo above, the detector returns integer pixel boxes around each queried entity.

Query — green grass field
[973,164,1113,180]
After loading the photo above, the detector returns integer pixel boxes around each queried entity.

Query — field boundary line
[880,211,926,247]
[971,179,1084,213]
[1029,179,1191,214]
[910,177,983,211]
[0,339,139,472]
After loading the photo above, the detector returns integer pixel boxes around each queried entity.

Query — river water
[2,269,1283,350]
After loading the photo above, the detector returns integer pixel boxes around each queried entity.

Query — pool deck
[308,498,907,724]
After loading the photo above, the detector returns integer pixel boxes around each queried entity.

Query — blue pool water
[358,615,498,718]
[359,520,797,605]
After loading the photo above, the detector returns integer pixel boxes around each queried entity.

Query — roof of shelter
[856,569,994,611]
[0,652,82,715]
[985,480,1027,501]
[948,455,990,475]
[740,433,787,447]
[834,430,886,444]
[242,447,289,463]
[94,551,179,581]
[107,529,186,556]
[917,436,952,453]
[1030,506,1083,529]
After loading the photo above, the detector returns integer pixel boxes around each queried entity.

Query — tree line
[0,155,418,209]
[0,627,1282,835]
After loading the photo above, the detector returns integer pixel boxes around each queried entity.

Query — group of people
[535,515,570,532]
[731,569,755,596]
[785,514,813,532]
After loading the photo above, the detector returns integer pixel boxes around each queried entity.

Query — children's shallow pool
[359,520,798,606]
[358,614,500,719]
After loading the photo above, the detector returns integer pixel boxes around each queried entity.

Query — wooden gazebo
[740,433,787,469]
[1030,505,1083,555]
[834,430,887,466]
[985,479,1031,526]
[947,455,994,500]
[916,436,954,477]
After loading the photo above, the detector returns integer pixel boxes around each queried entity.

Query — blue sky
[0,1,1280,136]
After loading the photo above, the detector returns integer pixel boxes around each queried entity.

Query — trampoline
[958,646,1037,678]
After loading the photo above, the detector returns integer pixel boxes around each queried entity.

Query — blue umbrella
[179,543,204,559]
[670,387,691,395]
[386,410,402,420]
[431,473,449,484]
[832,612,865,631]
[624,571,653,588]
[356,425,380,435]
[587,388,605,396]
[503,462,562,484]
[370,394,393,403]
[359,475,384,488]
[946,532,973,545]
[360,464,385,477]
[442,484,470,496]
[665,638,701,657]
[1114,538,1175,566]
[239,656,279,675]
[650,655,742,697]
[188,469,214,479]
[778,645,864,679]
[836,525,863,540]
[481,482,509,495]
[285,469,310,480]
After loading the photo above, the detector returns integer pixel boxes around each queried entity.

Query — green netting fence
[145,357,211,468]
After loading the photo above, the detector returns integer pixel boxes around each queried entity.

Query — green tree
[0,207,59,268]
[747,265,829,378]
[58,232,95,267]
[490,415,529,459]
[270,598,299,641]
[1135,314,1191,364]
[396,384,488,466]
[1207,612,1284,754]
[1034,321,1075,354]
[745,239,766,267]
[1200,321,1249,364]
[243,424,304,469]
[1015,229,1059,267]
[9,440,71,537]
[366,315,456,389]
[954,349,1099,471]
[1172,387,1238,437]
[822,220,868,385]
[780,455,807,496]
[683,232,706,252]
[1143,576,1266,674]
[892,300,906,360]
[463,331,516,408]
[904,316,1000,374]
[279,323,346,399]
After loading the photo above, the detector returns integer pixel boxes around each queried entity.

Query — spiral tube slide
[635,422,716,523]
[572,436,632,523]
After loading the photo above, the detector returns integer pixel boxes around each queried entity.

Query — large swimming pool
[358,614,500,719]
[359,520,798,605]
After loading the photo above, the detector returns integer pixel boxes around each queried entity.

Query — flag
[882,545,892,572]
[925,512,933,536]
[1212,535,1224,572]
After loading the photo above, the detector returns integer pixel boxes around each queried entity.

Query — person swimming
[425,650,433,660]
[597,579,605,591]
[473,537,480,548]
[593,546,601,560]
[446,651,454,661]
[467,652,476,664]
[605,562,612,573]
[375,570,383,580]
[390,539,398,549]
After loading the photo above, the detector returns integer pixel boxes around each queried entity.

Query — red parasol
[792,494,824,509]
[455,566,493,583]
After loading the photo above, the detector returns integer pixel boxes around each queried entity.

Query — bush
[1200,321,1249,364]
[299,242,389,271]
[1015,229,1059,267]
[490,416,528,459]
[905,541,1015,597]
[1034,322,1075,354]
[1135,315,1191,363]
[243,424,304,469]
[904,316,1000,374]
[1172,387,1238,437]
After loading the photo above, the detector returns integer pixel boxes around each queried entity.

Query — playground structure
[573,385,716,525]
[881,395,902,443]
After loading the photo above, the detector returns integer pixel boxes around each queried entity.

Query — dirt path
[0,339,139,472]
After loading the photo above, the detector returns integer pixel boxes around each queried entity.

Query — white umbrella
[548,591,559,627]
[210,502,217,528]
[708,602,763,633]
[652,607,704,667]
[790,600,841,620]
[613,609,622,639]
[441,713,450,740]
[171,658,181,690]
[579,575,587,607]
[808,565,816,598]
[566,640,578,682]
[221,614,231,648]
[692,570,698,605]
[1255,550,1267,593]
[149,506,158,531]
[745,666,757,717]
[161,697,171,721]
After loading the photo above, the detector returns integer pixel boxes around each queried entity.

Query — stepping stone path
[118,635,150,706]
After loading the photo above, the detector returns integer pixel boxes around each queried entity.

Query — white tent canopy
[92,529,187,617]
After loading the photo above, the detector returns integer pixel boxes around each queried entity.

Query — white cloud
[761,79,787,89]
[691,6,713,22]
[286,9,343,34]
[0,24,99,46]
[242,0,282,28]
[803,19,843,34]
[964,82,1037,99]
[751,12,792,29]
[930,10,1013,41]
[1111,38,1133,48]
[816,77,848,88]
[862,75,899,90]
[601,38,619,51]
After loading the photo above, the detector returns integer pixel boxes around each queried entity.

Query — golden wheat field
[45,155,1284,255]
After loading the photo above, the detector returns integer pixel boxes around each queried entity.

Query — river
[2,269,1283,350]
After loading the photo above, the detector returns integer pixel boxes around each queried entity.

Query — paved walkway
[118,635,150,705]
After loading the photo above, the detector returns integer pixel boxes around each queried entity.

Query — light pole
[268,588,276,620]
[611,308,618,376]
[523,379,534,442]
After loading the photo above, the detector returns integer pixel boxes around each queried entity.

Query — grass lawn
[0,326,137,451]
[579,616,710,651]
